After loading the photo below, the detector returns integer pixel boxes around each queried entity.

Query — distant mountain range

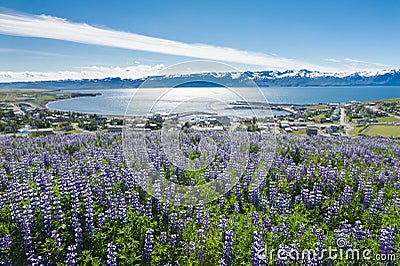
[1,69,400,89]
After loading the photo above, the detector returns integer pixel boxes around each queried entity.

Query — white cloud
[0,11,332,71]
[343,58,389,68]
[322,57,389,70]
[322,58,341,63]
[0,64,165,82]
[0,48,65,57]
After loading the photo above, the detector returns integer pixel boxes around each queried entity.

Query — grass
[365,125,400,137]
[375,98,400,104]
[0,89,63,107]
[311,113,327,121]
[293,129,307,136]
[1,90,101,108]
[349,125,368,135]
[375,116,400,123]
[304,104,328,110]
[362,98,400,104]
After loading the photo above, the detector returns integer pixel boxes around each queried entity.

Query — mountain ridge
[1,69,400,89]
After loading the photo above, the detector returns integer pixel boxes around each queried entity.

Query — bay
[46,86,400,116]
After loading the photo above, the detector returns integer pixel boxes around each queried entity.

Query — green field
[362,98,400,104]
[0,89,64,107]
[304,104,328,110]
[0,90,99,107]
[349,125,367,135]
[293,129,307,136]
[376,116,400,123]
[365,125,400,137]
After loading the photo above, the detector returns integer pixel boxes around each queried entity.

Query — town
[1,89,399,138]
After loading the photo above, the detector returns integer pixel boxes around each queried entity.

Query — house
[330,125,340,132]
[280,121,290,129]
[134,123,146,131]
[306,125,318,136]
[355,118,365,124]
[14,110,25,116]
[18,126,54,136]
[332,115,340,121]
[107,125,124,132]
[94,117,107,122]
[30,128,54,135]
[17,125,31,137]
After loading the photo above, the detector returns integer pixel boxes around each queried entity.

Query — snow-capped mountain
[0,69,400,89]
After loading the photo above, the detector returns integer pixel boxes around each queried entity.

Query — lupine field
[0,133,399,265]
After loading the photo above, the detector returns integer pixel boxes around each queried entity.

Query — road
[367,106,400,120]
[340,107,353,136]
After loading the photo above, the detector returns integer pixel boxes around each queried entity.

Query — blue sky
[0,0,399,81]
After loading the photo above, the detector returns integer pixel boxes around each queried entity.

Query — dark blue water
[46,86,400,115]
[261,86,400,104]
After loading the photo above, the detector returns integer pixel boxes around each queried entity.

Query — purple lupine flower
[83,185,95,232]
[276,193,290,214]
[249,187,260,208]
[233,184,240,200]
[297,224,305,239]
[117,192,127,223]
[223,230,233,265]
[197,245,205,262]
[170,212,178,232]
[362,181,373,209]
[218,196,224,210]
[262,215,271,231]
[268,181,277,207]
[65,245,78,266]
[250,212,259,226]
[177,218,184,235]
[160,232,167,245]
[312,184,322,207]
[338,185,353,206]
[202,212,210,231]
[74,226,83,248]
[233,203,240,214]
[187,241,196,257]
[379,227,395,255]
[162,202,169,225]
[370,189,384,215]
[131,192,141,212]
[52,198,65,224]
[51,230,62,249]
[106,242,117,266]
[142,229,154,263]
[145,198,152,219]
[187,205,193,215]
[219,258,228,266]
[0,235,12,250]
[352,221,364,240]
[170,234,177,252]
[251,231,266,266]
[195,202,203,225]
[217,215,229,232]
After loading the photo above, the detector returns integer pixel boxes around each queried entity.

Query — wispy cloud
[0,48,64,57]
[0,64,165,82]
[322,58,341,63]
[343,58,389,68]
[0,11,331,71]
[322,57,389,70]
